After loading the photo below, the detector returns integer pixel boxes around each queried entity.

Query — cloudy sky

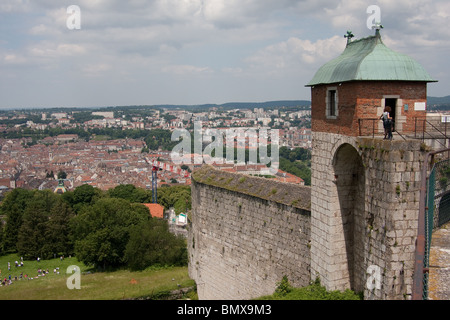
[0,0,449,109]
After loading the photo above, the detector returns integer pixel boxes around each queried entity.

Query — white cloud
[0,0,448,108]
[245,35,345,76]
[200,0,294,28]
[3,53,27,65]
[162,64,213,75]
[81,63,111,77]
[0,0,31,13]
[28,42,87,58]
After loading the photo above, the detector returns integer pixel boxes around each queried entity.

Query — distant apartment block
[92,111,114,118]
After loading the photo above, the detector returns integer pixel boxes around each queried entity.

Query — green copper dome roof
[307,30,437,86]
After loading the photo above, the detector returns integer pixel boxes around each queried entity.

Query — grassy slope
[0,254,194,300]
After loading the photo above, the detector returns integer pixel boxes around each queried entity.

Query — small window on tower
[327,88,338,119]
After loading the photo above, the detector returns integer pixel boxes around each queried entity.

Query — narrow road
[428,224,450,300]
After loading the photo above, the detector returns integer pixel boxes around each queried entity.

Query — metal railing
[358,118,406,140]
[413,148,450,300]
[358,118,381,137]
[414,117,450,148]
[358,117,450,146]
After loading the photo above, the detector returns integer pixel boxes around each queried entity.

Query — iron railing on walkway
[358,118,406,140]
[414,117,450,148]
[413,148,450,300]
[358,117,450,147]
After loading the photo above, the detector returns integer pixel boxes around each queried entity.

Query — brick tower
[307,28,437,299]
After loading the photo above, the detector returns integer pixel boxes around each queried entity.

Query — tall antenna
[152,166,158,203]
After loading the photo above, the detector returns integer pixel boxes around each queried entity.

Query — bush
[274,275,293,297]
[258,277,362,300]
[124,218,187,271]
[70,197,149,269]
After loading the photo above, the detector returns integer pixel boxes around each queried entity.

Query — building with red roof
[142,203,165,219]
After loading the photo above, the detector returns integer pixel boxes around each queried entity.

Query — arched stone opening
[332,143,366,292]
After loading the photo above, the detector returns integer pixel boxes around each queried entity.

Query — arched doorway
[333,143,366,292]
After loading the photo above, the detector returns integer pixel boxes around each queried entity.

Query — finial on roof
[344,30,355,44]
[373,22,383,37]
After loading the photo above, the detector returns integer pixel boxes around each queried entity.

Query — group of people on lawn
[1,257,63,287]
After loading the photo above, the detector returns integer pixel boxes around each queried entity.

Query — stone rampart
[188,165,311,300]
[311,132,425,299]
[188,135,425,300]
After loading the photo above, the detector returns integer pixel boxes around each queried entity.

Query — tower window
[326,88,338,119]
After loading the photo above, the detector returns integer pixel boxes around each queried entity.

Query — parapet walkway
[428,224,450,300]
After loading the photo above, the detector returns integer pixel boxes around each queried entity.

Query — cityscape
[0,103,312,196]
[0,1,449,304]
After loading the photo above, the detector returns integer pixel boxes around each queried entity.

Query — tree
[279,157,311,186]
[16,190,60,260]
[71,197,149,269]
[43,198,75,257]
[57,170,67,180]
[144,129,179,151]
[107,184,151,203]
[157,185,191,214]
[63,184,103,213]
[0,219,3,256]
[124,218,187,271]
[74,184,101,204]
[0,188,35,253]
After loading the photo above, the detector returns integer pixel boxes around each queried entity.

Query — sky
[0,0,449,109]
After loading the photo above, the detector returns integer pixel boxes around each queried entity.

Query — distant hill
[220,100,311,109]
[427,96,450,111]
[427,96,450,106]
[152,100,311,111]
[18,96,450,112]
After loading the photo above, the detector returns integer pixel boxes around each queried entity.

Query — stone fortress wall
[311,133,425,300]
[188,165,311,300]
[188,136,425,300]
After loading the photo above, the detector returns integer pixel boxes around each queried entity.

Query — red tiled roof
[142,203,165,219]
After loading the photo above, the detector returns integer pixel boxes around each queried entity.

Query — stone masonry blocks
[188,131,425,300]
[311,131,425,300]
[188,167,311,300]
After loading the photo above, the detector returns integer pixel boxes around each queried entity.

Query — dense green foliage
[279,146,311,185]
[145,129,181,151]
[70,198,149,268]
[0,188,35,254]
[258,277,362,300]
[17,192,74,260]
[106,184,152,203]
[124,219,187,271]
[0,189,74,259]
[71,111,103,123]
[158,185,192,214]
[0,184,191,271]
